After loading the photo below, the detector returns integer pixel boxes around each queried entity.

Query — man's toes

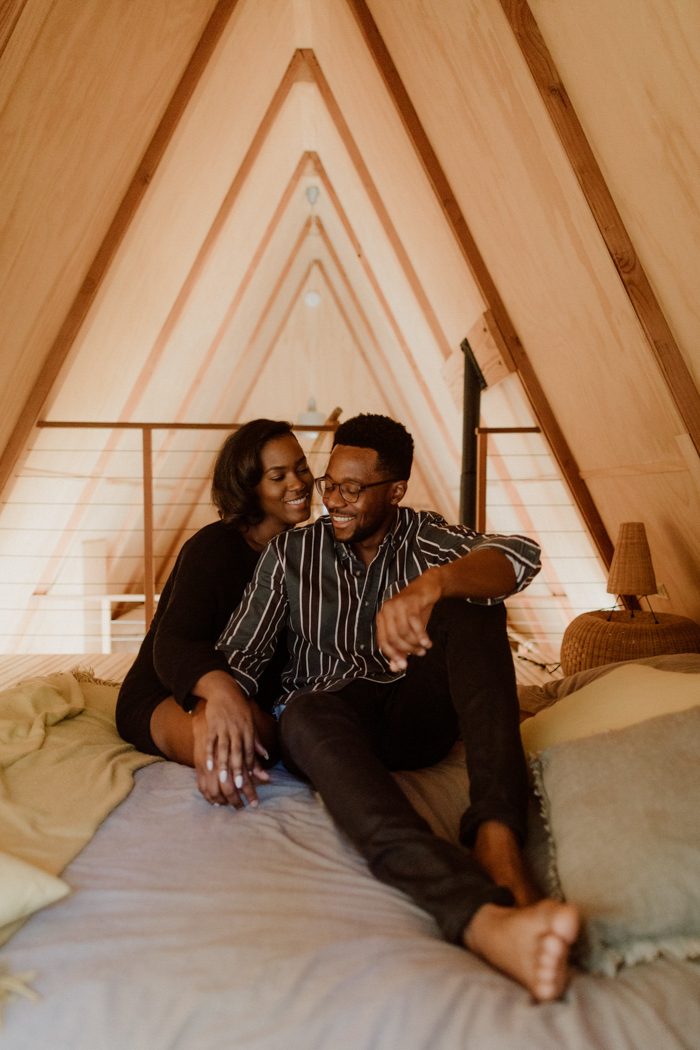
[533,931,571,1001]
[551,903,580,944]
[540,931,566,965]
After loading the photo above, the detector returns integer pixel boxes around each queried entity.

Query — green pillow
[530,706,700,975]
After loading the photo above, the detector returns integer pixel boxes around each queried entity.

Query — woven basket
[560,610,700,676]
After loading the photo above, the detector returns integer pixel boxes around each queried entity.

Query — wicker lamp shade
[606,522,657,597]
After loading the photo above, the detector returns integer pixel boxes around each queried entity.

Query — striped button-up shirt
[216,508,540,710]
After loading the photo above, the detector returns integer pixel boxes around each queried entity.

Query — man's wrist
[422,565,445,602]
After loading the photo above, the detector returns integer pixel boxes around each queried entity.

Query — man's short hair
[333,414,414,480]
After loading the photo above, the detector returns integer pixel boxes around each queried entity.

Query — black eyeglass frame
[314,475,402,504]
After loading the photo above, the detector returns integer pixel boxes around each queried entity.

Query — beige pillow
[517,652,700,718]
[521,663,700,753]
[0,851,69,931]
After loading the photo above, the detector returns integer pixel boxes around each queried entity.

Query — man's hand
[190,672,269,808]
[376,568,443,672]
[376,549,517,673]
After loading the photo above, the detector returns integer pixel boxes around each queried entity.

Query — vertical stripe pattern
[216,508,540,708]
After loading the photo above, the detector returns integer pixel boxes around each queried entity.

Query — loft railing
[475,426,541,531]
[35,418,338,637]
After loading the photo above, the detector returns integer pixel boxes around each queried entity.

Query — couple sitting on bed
[116,413,579,1003]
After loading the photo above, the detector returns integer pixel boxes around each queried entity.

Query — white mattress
[1,654,698,1049]
[2,760,698,1048]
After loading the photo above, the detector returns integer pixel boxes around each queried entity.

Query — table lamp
[559,521,700,673]
[606,521,657,618]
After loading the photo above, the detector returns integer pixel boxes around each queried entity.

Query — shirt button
[354,570,361,577]
[359,644,366,651]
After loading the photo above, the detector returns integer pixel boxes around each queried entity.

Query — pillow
[530,706,700,975]
[0,851,69,929]
[517,652,700,718]
[520,663,700,753]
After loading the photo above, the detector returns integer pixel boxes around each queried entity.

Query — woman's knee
[150,697,194,763]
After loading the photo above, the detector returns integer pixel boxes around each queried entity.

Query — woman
[116,419,313,807]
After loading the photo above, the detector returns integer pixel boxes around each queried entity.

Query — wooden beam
[0,0,29,61]
[141,427,155,627]
[346,0,614,566]
[499,0,700,458]
[0,0,242,496]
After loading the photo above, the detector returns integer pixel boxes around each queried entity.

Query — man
[214,414,579,1001]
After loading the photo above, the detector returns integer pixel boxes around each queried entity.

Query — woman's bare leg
[150,697,279,768]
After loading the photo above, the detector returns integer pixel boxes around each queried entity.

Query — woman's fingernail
[206,758,214,772]
[261,749,269,760]
[219,769,228,783]
[250,800,259,809]
[234,774,244,789]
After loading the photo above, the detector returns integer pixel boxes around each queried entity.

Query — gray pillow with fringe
[529,705,700,976]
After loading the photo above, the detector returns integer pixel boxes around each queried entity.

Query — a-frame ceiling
[0,0,698,660]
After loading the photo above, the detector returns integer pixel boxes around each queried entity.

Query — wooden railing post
[141,426,155,629]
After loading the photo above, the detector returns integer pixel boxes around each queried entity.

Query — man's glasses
[314,476,400,505]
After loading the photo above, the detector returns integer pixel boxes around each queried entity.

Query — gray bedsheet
[2,755,699,1050]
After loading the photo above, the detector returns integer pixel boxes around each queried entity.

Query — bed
[1,652,699,1049]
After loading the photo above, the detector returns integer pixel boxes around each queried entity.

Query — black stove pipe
[459,337,487,527]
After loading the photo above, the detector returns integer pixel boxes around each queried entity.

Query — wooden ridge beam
[499,0,700,458]
[346,0,613,566]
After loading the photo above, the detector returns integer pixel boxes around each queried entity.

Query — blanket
[0,671,159,947]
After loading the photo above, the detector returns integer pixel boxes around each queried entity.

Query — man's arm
[376,547,518,672]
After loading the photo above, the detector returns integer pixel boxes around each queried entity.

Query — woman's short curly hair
[211,418,294,526]
[332,413,413,479]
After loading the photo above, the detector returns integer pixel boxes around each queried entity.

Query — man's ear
[389,480,407,505]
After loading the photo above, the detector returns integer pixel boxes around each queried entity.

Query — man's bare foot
[464,900,580,1002]
[473,821,541,906]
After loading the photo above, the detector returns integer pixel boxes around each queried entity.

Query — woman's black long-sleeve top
[117,520,285,715]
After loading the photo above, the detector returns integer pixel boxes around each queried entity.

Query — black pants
[279,599,528,944]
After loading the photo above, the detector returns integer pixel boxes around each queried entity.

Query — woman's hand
[190,672,270,808]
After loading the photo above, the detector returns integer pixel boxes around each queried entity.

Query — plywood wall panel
[0,0,218,453]
[367,0,698,616]
[366,0,689,461]
[46,7,300,425]
[308,0,485,351]
[49,104,309,424]
[530,0,700,389]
